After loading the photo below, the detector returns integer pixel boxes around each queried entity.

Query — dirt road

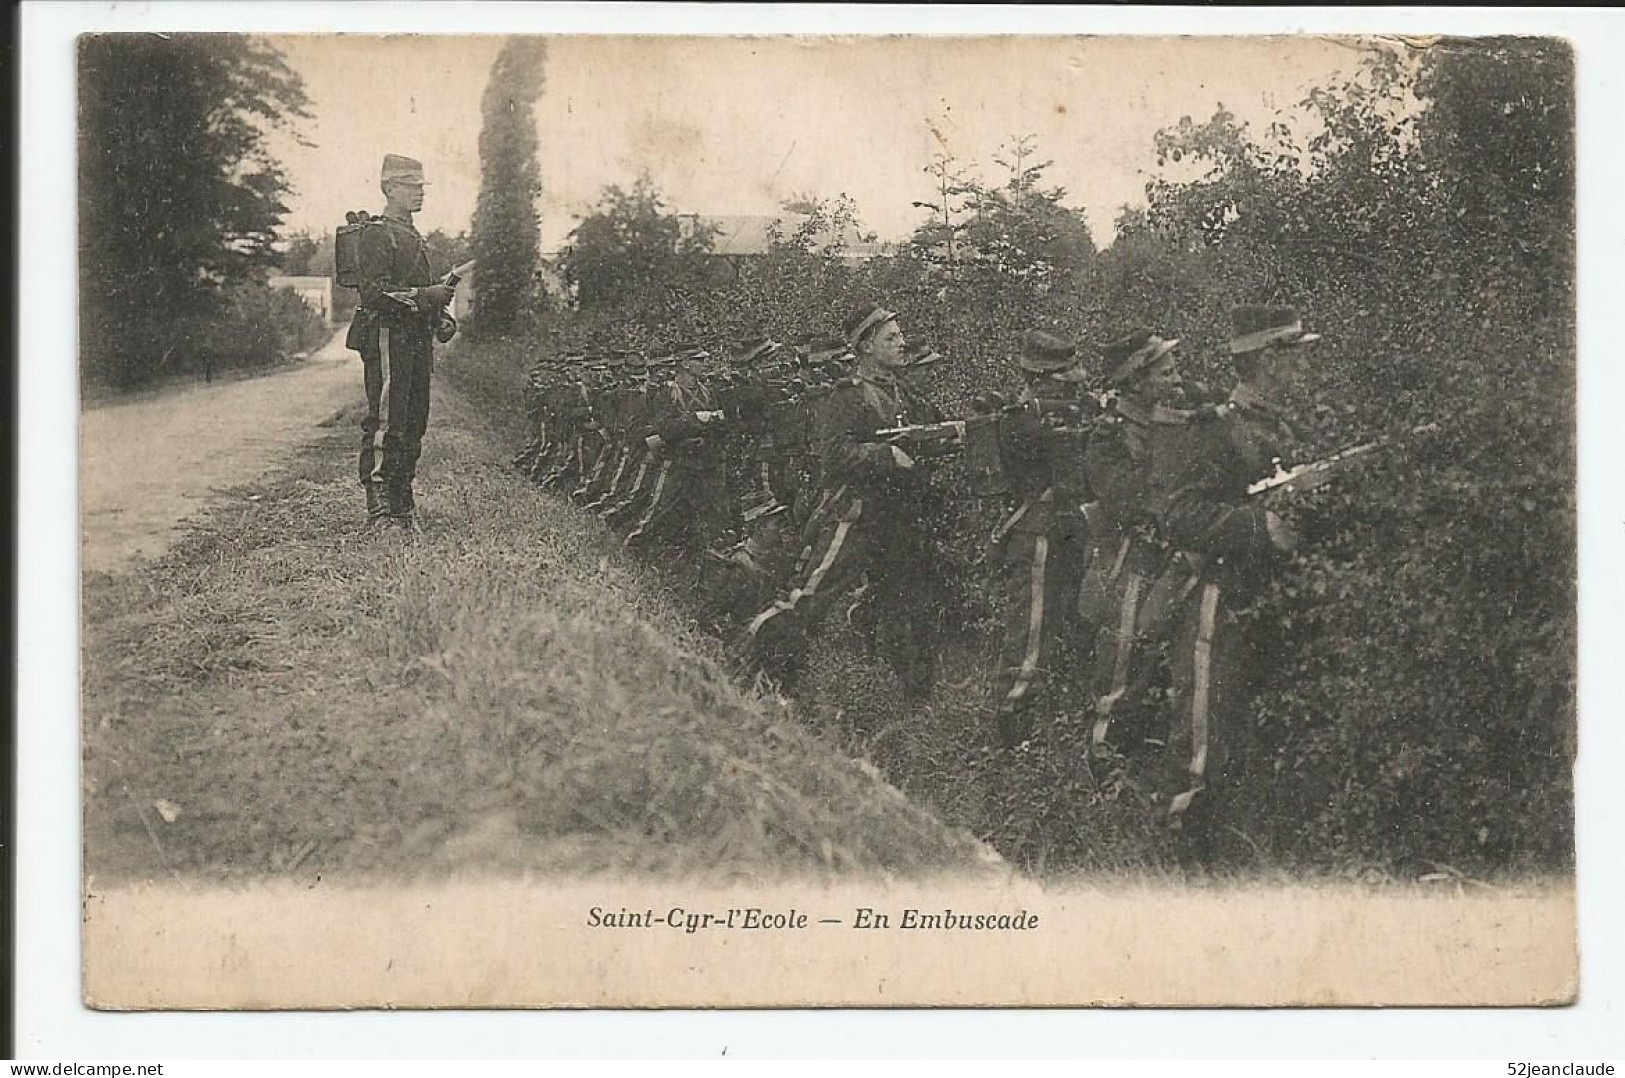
[80,325,361,574]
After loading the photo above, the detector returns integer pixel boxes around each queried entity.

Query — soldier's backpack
[334,210,374,290]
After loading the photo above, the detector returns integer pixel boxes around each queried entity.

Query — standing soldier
[1152,306,1320,864]
[740,303,945,702]
[625,345,734,550]
[981,330,1104,749]
[1080,329,1206,756]
[714,336,826,604]
[602,351,673,528]
[347,154,457,529]
[576,355,635,509]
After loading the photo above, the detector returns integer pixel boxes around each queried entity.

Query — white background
[17,2,1625,1060]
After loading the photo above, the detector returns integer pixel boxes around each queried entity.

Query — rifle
[874,401,1100,449]
[383,258,476,314]
[1247,422,1441,497]
[874,419,967,441]
[869,420,967,459]
[873,403,1103,496]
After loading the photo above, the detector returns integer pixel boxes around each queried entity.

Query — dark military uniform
[625,359,734,549]
[1079,396,1213,752]
[600,361,671,527]
[349,211,444,517]
[577,386,630,506]
[744,368,943,697]
[571,359,628,504]
[709,347,833,609]
[588,374,654,514]
[1152,379,1299,845]
[532,359,593,488]
[984,386,1100,747]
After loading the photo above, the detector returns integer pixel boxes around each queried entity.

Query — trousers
[625,453,733,548]
[1082,532,1189,753]
[984,507,1092,746]
[745,491,937,700]
[1164,576,1250,813]
[358,321,433,489]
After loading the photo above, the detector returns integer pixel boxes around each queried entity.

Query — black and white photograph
[25,4,1606,1027]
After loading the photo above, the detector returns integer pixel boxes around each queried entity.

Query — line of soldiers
[515,301,1324,863]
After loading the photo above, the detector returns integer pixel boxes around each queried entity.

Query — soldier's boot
[364,483,390,528]
[388,478,418,531]
[531,448,562,485]
[1171,812,1217,875]
[537,452,571,489]
[1169,782,1224,874]
[995,707,1035,751]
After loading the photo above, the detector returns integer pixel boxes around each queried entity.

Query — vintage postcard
[68,24,1577,1011]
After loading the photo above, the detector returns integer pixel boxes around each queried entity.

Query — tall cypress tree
[470,38,547,338]
[78,34,309,387]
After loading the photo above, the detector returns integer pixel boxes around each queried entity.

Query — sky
[267,34,1389,252]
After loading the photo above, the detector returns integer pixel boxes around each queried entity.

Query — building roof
[679,213,890,258]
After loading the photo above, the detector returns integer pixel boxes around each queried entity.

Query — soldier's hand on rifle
[1290,467,1335,493]
[890,445,917,471]
[969,391,1010,415]
[1265,510,1300,554]
[419,284,454,307]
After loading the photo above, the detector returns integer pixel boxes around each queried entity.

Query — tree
[78,34,310,387]
[557,173,716,310]
[424,229,473,275]
[779,192,823,216]
[278,230,324,276]
[470,38,547,337]
[1098,40,1577,870]
[1415,37,1574,304]
[960,135,1096,280]
[908,146,978,271]
[908,135,1094,285]
[767,193,872,257]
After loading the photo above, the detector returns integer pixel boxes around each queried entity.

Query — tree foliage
[470,37,547,338]
[503,39,1575,874]
[910,135,1095,284]
[78,34,311,387]
[278,230,325,277]
[1077,38,1575,872]
[557,173,717,311]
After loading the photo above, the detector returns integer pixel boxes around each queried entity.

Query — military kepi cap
[729,336,783,366]
[1019,329,1079,374]
[381,154,429,186]
[1102,329,1179,386]
[905,342,943,368]
[1229,306,1320,355]
[844,304,899,349]
[806,338,854,366]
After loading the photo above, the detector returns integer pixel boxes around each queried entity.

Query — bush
[195,282,330,375]
[484,40,1574,877]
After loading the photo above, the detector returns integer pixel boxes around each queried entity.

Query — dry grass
[82,383,996,884]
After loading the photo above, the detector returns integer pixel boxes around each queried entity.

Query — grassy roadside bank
[447,338,1187,877]
[81,368,997,883]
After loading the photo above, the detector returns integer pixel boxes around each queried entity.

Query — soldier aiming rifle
[739,303,947,704]
[975,330,1107,748]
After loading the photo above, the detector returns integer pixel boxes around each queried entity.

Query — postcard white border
[19,1,1625,1059]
